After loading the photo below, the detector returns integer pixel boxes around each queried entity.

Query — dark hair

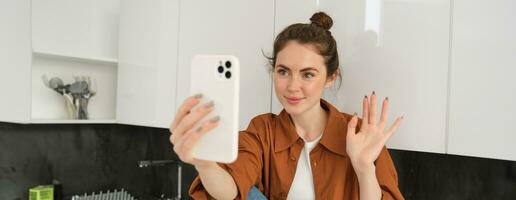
[265,12,341,88]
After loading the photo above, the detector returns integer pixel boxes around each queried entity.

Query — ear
[324,72,338,88]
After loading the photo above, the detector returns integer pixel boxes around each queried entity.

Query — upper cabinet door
[117,0,180,128]
[0,0,31,123]
[32,0,119,60]
[176,0,275,130]
[448,0,516,161]
[273,0,451,153]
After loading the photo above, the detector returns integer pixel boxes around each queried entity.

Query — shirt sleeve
[375,146,405,200]
[189,117,265,200]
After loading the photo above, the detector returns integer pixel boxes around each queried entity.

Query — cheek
[304,79,326,94]
[273,77,286,92]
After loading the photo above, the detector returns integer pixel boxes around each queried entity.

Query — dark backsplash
[0,122,515,199]
[0,122,182,199]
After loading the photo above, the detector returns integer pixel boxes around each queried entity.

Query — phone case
[190,55,239,163]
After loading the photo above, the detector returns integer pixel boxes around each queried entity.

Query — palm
[347,128,385,165]
[346,92,403,170]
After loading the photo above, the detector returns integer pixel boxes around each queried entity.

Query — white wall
[447,0,516,161]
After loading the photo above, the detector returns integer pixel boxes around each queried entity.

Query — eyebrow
[277,64,319,72]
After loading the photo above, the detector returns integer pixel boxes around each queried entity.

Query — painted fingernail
[372,91,376,95]
[204,101,214,108]
[193,93,203,99]
[196,126,203,132]
[364,95,368,99]
[386,97,389,101]
[210,116,220,123]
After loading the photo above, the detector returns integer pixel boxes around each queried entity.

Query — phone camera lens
[225,71,232,79]
[217,66,224,73]
[225,61,231,68]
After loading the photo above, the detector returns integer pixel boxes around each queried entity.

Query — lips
[285,96,304,104]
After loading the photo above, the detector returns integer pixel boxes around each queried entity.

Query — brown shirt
[189,99,404,200]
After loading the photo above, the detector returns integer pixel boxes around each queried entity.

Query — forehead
[276,41,325,71]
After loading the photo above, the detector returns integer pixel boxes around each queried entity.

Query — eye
[276,69,288,76]
[303,72,315,79]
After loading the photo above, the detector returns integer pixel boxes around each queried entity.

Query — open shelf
[31,53,118,122]
[30,119,116,124]
[32,51,118,66]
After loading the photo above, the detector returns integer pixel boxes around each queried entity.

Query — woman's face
[273,41,336,116]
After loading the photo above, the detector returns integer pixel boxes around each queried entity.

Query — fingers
[369,91,377,125]
[347,113,358,139]
[361,95,369,128]
[171,94,203,131]
[385,116,403,139]
[379,97,389,129]
[175,116,220,162]
[172,101,215,144]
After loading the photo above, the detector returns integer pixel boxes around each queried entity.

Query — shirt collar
[274,99,349,157]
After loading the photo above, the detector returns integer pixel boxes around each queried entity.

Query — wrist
[355,164,382,200]
[194,161,218,172]
[355,165,377,186]
[351,160,376,177]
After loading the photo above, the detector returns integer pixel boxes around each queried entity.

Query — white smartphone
[190,55,240,163]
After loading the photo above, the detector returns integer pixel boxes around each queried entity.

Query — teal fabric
[247,186,267,200]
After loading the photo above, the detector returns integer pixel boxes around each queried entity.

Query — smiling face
[273,41,336,116]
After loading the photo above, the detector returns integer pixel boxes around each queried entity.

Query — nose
[287,75,302,92]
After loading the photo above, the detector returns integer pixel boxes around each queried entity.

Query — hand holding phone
[189,55,240,163]
[170,55,240,164]
[169,94,220,167]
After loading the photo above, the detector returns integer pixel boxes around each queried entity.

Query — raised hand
[169,94,220,168]
[346,91,403,173]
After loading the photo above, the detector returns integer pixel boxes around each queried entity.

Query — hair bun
[310,12,333,31]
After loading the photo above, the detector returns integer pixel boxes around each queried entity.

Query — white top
[287,134,323,200]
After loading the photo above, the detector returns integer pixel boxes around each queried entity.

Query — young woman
[170,12,404,200]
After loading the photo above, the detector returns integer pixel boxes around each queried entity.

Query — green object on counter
[29,185,54,200]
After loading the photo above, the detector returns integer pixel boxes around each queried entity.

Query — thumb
[347,113,358,139]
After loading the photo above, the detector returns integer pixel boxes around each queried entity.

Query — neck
[290,100,328,142]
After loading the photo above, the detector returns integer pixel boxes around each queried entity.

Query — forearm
[356,165,382,200]
[196,162,238,200]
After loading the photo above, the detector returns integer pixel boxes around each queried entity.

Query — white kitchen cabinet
[2,0,275,128]
[447,0,516,161]
[273,0,451,154]
[30,0,119,122]
[116,0,180,128]
[4,0,515,162]
[0,0,118,123]
[31,0,119,61]
[117,0,275,129]
[175,0,275,130]
[0,0,32,123]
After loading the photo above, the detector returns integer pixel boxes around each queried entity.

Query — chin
[284,107,301,116]
[280,100,305,116]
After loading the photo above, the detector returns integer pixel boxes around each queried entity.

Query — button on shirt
[286,134,323,200]
[189,99,404,200]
